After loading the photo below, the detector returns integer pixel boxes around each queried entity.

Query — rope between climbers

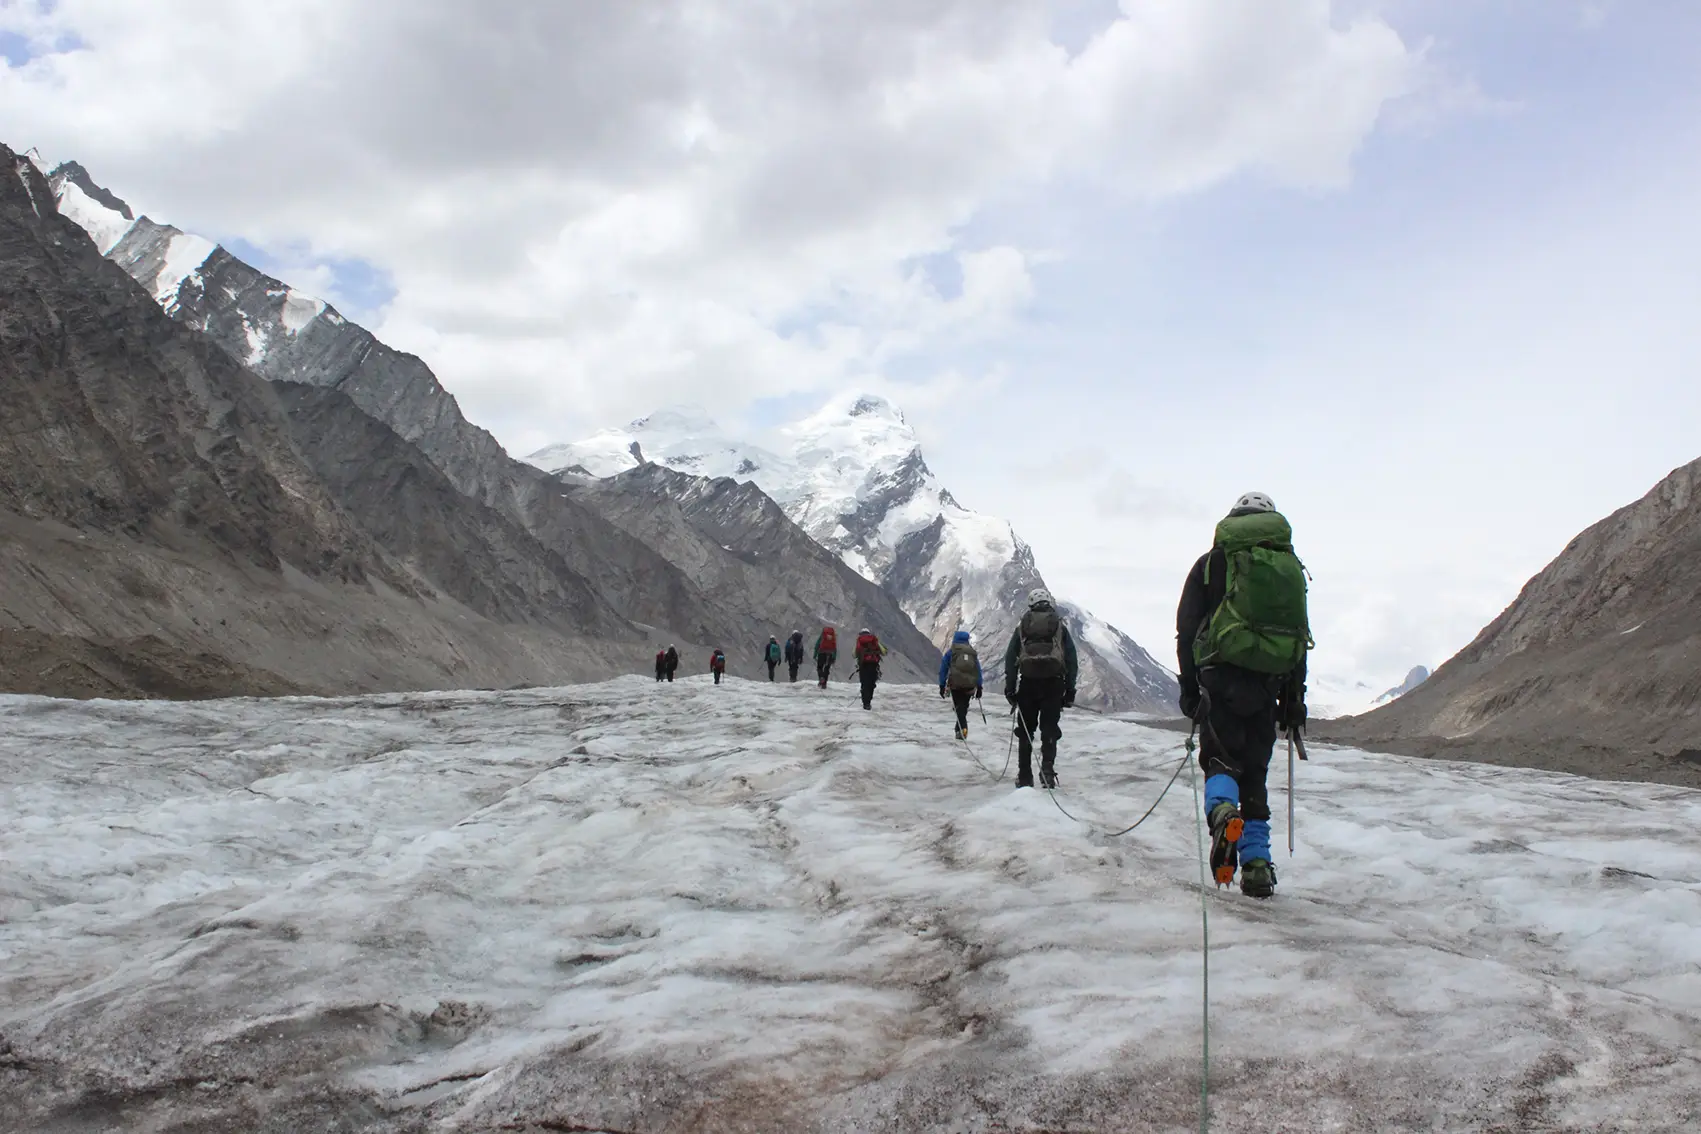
[1043,750,1189,837]
[1004,707,1210,1127]
[1186,734,1212,1134]
[957,732,1011,783]
[1011,706,1194,840]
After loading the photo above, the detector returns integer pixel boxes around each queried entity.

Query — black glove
[938,685,948,699]
[974,686,983,700]
[1062,688,1076,709]
[1004,690,1017,707]
[1179,685,1201,721]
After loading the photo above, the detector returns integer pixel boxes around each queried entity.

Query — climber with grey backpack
[1002,589,1079,789]
[1176,492,1311,899]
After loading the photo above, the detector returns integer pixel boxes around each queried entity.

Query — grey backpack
[1018,607,1066,679]
[946,644,980,690]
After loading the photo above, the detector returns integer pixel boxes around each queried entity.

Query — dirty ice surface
[2,678,1698,1133]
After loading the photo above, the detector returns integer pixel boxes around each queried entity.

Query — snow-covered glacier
[529,396,1178,713]
[3,682,1697,1131]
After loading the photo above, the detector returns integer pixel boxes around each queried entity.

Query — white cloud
[2,0,1426,439]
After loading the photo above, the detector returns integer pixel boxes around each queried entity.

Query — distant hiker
[654,648,667,682]
[854,628,886,710]
[1177,491,1310,900]
[785,630,805,682]
[814,626,838,689]
[664,644,680,683]
[1003,589,1078,789]
[938,630,983,739]
[764,636,782,681]
[710,648,727,685]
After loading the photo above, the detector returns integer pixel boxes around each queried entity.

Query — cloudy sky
[5,0,1698,690]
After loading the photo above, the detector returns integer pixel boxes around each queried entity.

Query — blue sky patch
[0,31,33,67]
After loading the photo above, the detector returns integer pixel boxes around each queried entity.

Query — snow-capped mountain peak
[528,395,1179,712]
[43,161,339,360]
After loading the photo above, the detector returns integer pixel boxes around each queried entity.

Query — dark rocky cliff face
[1328,458,1701,786]
[2,144,659,697]
[2,149,387,588]
[274,382,626,635]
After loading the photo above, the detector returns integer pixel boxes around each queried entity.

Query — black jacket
[1176,549,1306,716]
[663,647,680,674]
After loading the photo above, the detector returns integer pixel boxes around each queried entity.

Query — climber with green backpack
[1176,492,1311,899]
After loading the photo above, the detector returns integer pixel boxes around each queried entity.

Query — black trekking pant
[1197,666,1279,823]
[665,667,677,683]
[788,660,800,682]
[713,669,723,685]
[858,663,879,708]
[766,661,777,681]
[655,668,664,682]
[950,688,975,730]
[1014,676,1066,781]
[817,658,833,688]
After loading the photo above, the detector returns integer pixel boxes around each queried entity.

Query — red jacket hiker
[852,628,885,709]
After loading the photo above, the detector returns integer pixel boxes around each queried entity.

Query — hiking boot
[1239,859,1277,899]
[1015,771,1034,788]
[1038,761,1058,790]
[1207,801,1244,887]
[954,724,966,740]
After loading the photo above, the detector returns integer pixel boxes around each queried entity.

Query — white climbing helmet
[1027,587,1054,608]
[1234,491,1276,514]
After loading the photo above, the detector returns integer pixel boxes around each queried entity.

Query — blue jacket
[938,630,983,689]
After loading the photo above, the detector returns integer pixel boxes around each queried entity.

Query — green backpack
[1192,511,1312,675]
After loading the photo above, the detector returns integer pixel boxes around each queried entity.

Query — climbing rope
[1047,750,1190,837]
[1186,734,1212,1134]
[957,731,1011,782]
[1013,707,1212,1126]
[995,702,1211,1128]
[1008,708,1196,839]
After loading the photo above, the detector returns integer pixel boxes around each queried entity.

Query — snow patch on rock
[152,231,217,303]
[52,177,135,253]
[280,289,326,333]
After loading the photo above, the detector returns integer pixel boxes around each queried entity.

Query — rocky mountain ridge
[24,150,947,690]
[1327,458,1701,786]
[2,142,652,697]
